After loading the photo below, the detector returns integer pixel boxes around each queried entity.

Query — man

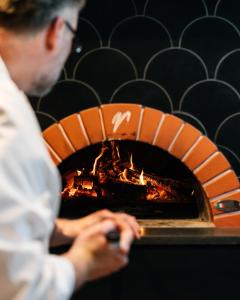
[0,1,140,299]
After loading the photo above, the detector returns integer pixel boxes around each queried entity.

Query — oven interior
[58,140,211,225]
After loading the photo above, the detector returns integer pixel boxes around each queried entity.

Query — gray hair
[0,0,84,33]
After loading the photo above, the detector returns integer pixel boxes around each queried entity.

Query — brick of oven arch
[42,103,240,227]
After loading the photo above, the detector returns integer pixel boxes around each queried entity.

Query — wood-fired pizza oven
[42,103,240,228]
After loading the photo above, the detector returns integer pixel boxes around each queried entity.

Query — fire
[120,168,128,182]
[77,170,82,176]
[91,146,106,175]
[82,180,93,190]
[61,141,195,204]
[129,154,134,170]
[116,146,120,159]
[69,188,77,197]
[139,170,146,185]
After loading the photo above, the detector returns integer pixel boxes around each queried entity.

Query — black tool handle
[106,229,120,243]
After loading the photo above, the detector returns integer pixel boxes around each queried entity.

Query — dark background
[51,234,240,300]
[30,0,240,179]
[39,1,240,299]
[71,244,240,300]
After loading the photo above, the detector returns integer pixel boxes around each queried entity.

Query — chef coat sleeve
[0,109,76,299]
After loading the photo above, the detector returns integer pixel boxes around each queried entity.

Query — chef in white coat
[0,1,140,299]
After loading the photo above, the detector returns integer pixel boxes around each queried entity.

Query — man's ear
[45,17,65,51]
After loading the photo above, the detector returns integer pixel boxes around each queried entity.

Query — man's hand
[62,218,137,289]
[51,210,141,288]
[50,209,141,247]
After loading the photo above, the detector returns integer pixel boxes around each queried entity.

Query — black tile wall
[31,0,240,178]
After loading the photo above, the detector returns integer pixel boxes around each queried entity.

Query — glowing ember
[82,180,94,190]
[69,188,77,197]
[61,141,195,203]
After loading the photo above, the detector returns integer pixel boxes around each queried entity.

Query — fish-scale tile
[145,48,207,109]
[215,114,240,160]
[215,50,240,95]
[180,16,240,77]
[38,80,101,120]
[64,18,102,78]
[216,0,240,30]
[109,16,171,76]
[180,80,240,140]
[80,0,136,43]
[73,48,137,103]
[144,0,207,45]
[111,79,172,112]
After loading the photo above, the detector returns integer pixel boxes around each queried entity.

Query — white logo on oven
[112,111,131,133]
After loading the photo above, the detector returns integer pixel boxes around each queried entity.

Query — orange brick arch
[42,103,240,227]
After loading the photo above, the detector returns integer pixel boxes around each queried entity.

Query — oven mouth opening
[58,140,209,222]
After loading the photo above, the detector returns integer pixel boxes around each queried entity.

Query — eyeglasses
[64,21,83,54]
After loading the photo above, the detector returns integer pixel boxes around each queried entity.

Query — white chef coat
[0,57,75,299]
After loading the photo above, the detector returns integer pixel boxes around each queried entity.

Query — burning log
[61,141,195,204]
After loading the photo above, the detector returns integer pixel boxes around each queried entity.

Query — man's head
[0,0,85,96]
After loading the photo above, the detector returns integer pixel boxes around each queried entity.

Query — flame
[62,141,192,203]
[130,154,134,170]
[77,170,82,176]
[116,146,120,159]
[69,188,77,197]
[82,181,93,190]
[91,147,106,176]
[139,170,146,185]
[120,168,128,181]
